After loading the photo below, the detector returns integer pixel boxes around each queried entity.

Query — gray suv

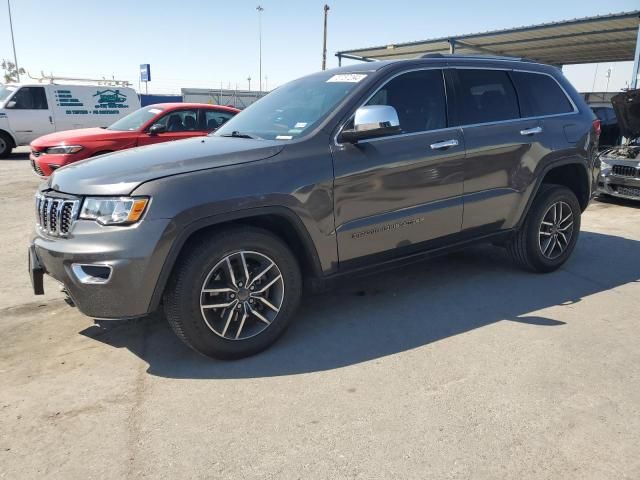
[29,56,600,359]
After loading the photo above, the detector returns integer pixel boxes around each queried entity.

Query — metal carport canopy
[336,10,640,67]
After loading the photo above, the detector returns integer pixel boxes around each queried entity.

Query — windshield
[214,72,368,140]
[108,105,165,131]
[0,85,18,105]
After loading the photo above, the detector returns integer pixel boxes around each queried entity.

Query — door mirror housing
[339,105,401,143]
[148,123,166,135]
[5,100,16,109]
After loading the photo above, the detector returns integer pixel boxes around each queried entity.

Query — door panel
[6,87,53,144]
[333,128,465,263]
[332,68,465,265]
[461,119,549,230]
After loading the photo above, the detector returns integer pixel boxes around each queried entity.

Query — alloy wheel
[538,201,574,260]
[200,250,284,340]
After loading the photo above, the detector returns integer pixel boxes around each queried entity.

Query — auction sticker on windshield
[326,74,367,83]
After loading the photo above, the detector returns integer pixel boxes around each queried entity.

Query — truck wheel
[507,184,581,273]
[163,226,302,359]
[0,132,13,158]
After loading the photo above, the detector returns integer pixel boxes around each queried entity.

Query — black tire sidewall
[523,185,581,272]
[0,133,12,158]
[165,228,302,359]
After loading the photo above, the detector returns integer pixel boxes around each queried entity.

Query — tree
[1,60,25,83]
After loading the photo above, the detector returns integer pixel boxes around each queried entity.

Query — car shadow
[80,231,640,379]
[1,149,30,161]
[595,195,640,209]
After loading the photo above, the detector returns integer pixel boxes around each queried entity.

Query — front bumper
[598,168,640,201]
[30,217,173,319]
[29,152,89,177]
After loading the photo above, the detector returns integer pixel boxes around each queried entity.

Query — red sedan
[30,103,239,177]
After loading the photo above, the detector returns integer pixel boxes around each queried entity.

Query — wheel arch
[517,159,591,229]
[148,206,323,312]
[0,129,17,148]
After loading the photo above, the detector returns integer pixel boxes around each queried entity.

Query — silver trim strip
[71,264,113,285]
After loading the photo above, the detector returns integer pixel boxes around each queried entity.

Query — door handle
[430,139,459,150]
[520,126,542,136]
[49,116,53,124]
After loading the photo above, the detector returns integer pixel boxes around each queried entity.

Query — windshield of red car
[108,106,165,131]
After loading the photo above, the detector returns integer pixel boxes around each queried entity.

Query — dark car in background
[30,103,239,176]
[598,89,640,201]
[29,55,599,359]
[591,104,621,148]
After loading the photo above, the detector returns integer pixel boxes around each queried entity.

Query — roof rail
[26,71,131,86]
[420,53,537,63]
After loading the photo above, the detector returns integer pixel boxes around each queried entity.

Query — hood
[31,127,132,147]
[48,136,285,195]
[611,89,640,140]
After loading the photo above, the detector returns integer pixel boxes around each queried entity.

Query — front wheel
[163,226,302,359]
[507,184,581,273]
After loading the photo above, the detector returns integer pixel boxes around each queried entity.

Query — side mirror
[338,105,401,143]
[148,123,166,135]
[5,100,16,109]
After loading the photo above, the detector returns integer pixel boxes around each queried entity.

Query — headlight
[45,145,84,154]
[600,159,611,170]
[79,197,149,225]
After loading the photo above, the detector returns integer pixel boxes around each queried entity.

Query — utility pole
[322,4,330,70]
[247,76,252,91]
[605,67,612,93]
[257,5,264,93]
[7,0,20,82]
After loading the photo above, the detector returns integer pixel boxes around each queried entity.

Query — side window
[510,71,574,117]
[454,69,519,125]
[204,110,235,131]
[365,69,447,134]
[154,109,199,132]
[10,87,48,110]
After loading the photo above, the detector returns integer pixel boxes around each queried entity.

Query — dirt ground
[1,147,639,479]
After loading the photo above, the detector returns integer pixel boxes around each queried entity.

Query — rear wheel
[0,132,13,158]
[507,184,581,273]
[163,226,302,359]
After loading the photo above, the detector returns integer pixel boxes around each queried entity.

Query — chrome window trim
[334,65,579,146]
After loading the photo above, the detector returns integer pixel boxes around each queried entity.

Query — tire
[507,184,581,273]
[0,132,13,158]
[163,226,302,359]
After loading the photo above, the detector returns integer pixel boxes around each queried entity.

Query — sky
[0,0,638,94]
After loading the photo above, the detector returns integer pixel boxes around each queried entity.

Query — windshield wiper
[220,131,259,139]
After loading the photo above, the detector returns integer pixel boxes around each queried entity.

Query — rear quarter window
[510,71,574,117]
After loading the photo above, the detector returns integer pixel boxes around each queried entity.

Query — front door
[332,69,465,265]
[137,108,204,146]
[5,86,53,145]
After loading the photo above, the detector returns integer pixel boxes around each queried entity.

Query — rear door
[5,86,53,144]
[449,68,550,232]
[332,68,465,265]
[137,108,202,146]
[203,108,235,132]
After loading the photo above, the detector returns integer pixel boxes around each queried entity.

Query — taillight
[592,119,601,138]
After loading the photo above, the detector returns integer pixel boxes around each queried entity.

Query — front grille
[31,158,45,176]
[612,165,639,178]
[35,192,80,237]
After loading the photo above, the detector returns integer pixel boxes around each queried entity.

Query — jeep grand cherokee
[29,55,600,359]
